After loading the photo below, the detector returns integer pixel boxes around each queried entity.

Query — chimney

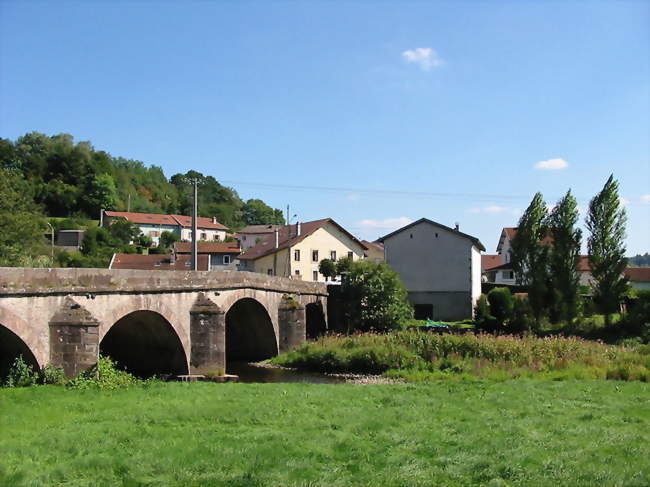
[454,222,460,231]
[274,229,279,249]
[212,216,217,224]
[296,221,301,237]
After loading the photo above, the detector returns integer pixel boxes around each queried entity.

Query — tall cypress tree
[547,190,582,322]
[510,192,549,322]
[586,175,628,317]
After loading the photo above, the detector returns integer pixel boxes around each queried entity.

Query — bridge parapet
[0,268,327,297]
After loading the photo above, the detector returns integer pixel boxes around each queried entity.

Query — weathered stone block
[278,295,306,353]
[189,294,225,374]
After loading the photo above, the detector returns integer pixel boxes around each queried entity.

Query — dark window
[200,232,207,240]
[330,250,336,260]
[312,250,319,262]
[313,270,318,281]
[295,270,300,275]
[294,249,300,261]
[267,269,273,275]
[347,251,354,259]
[414,304,434,320]
[223,255,231,264]
[410,234,413,239]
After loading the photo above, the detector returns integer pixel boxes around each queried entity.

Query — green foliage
[511,296,535,333]
[340,260,413,332]
[158,230,179,252]
[511,192,551,323]
[3,356,39,387]
[107,217,140,245]
[474,294,497,332]
[487,287,514,325]
[628,253,650,267]
[587,175,629,316]
[318,258,337,280]
[67,356,142,390]
[335,256,353,275]
[274,330,650,382]
[242,199,285,225]
[40,364,66,385]
[547,190,582,322]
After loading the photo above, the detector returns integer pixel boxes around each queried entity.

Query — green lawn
[1,381,648,486]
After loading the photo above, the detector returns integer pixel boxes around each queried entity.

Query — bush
[510,296,535,333]
[487,287,514,325]
[40,364,67,385]
[4,356,39,387]
[474,294,497,332]
[67,356,142,390]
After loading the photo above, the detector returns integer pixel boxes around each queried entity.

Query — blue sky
[1,1,648,253]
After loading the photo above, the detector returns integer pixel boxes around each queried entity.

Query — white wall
[471,246,482,308]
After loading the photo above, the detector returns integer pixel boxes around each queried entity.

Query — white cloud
[345,193,361,201]
[402,47,444,71]
[640,194,650,204]
[468,205,519,215]
[358,217,413,230]
[534,158,569,171]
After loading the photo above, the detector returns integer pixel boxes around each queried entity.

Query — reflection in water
[227,362,345,384]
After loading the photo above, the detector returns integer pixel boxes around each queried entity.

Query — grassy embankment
[272,331,650,381]
[1,381,649,486]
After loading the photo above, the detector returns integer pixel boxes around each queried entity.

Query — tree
[83,173,118,216]
[0,169,48,266]
[242,199,285,225]
[340,260,413,332]
[107,217,140,245]
[487,287,514,326]
[547,190,582,322]
[318,259,337,281]
[510,192,550,321]
[159,230,179,250]
[587,175,628,318]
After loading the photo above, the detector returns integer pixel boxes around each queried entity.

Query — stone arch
[0,305,43,369]
[0,323,40,381]
[306,301,327,339]
[100,310,188,378]
[225,297,278,364]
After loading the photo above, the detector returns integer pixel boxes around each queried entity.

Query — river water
[226,362,345,384]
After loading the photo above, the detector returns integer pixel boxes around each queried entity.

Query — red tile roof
[624,267,650,282]
[104,211,228,230]
[109,253,209,271]
[481,254,503,271]
[174,242,241,254]
[497,227,554,252]
[237,224,283,235]
[238,218,367,261]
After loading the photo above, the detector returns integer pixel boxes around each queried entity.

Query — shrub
[487,287,514,326]
[67,356,141,390]
[510,296,535,333]
[40,364,67,385]
[4,356,39,387]
[474,295,497,332]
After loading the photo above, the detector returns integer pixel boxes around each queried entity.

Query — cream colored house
[237,219,367,282]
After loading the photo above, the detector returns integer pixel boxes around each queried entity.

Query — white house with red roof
[102,210,228,246]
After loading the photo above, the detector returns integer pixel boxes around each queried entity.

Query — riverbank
[271,331,650,382]
[1,381,648,486]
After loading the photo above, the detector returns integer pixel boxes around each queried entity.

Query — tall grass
[273,331,650,381]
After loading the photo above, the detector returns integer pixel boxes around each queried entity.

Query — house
[237,219,367,282]
[55,229,85,251]
[481,254,502,282]
[174,241,241,270]
[236,224,283,250]
[102,211,228,246]
[377,218,485,321]
[624,267,650,291]
[362,240,385,263]
[109,253,210,271]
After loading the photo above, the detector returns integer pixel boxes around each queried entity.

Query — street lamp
[45,221,54,265]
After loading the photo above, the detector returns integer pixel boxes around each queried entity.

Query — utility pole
[286,205,290,225]
[127,193,131,212]
[191,179,198,271]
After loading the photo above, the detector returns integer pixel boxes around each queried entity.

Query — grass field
[1,381,649,486]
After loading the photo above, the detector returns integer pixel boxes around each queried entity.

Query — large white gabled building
[378,218,485,321]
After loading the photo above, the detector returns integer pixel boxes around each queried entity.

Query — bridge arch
[306,301,327,339]
[0,323,40,382]
[100,310,188,378]
[225,297,278,365]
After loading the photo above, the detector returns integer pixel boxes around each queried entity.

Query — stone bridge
[0,268,328,378]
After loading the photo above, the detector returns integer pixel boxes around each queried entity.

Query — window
[243,235,247,241]
[295,270,300,275]
[347,251,354,259]
[504,271,514,280]
[312,250,319,262]
[148,231,160,237]
[267,269,273,275]
[185,261,191,267]
[294,249,300,261]
[313,270,319,281]
[213,234,220,241]
[200,232,207,240]
[330,250,337,261]
[154,261,161,267]
[223,255,231,264]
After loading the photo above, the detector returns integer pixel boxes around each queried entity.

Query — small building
[109,253,210,271]
[102,211,228,246]
[174,241,241,270]
[362,240,384,263]
[624,267,650,291]
[237,219,367,282]
[55,229,85,251]
[378,218,485,321]
[236,225,283,250]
